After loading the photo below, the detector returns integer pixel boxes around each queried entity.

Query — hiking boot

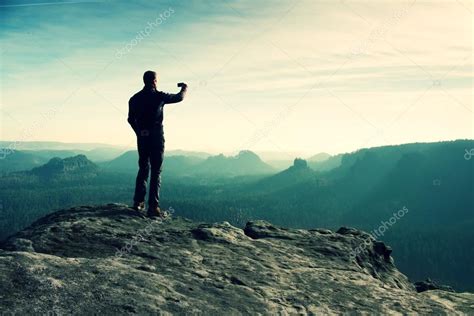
[132,201,145,212]
[147,207,166,219]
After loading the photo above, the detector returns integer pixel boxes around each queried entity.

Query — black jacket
[128,86,187,134]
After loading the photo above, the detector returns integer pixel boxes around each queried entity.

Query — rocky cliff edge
[0,203,472,314]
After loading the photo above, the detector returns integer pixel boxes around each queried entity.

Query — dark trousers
[133,127,165,209]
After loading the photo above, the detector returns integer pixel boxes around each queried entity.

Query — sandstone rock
[415,278,455,293]
[0,204,472,314]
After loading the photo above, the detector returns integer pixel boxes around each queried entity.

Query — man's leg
[133,135,151,205]
[148,136,165,210]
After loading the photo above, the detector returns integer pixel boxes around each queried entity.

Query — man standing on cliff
[128,70,187,218]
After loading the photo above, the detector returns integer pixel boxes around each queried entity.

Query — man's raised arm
[161,82,188,104]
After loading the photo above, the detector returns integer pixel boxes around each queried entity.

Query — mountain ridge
[31,154,97,175]
[101,149,275,177]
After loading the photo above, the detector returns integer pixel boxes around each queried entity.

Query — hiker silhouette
[127,70,187,218]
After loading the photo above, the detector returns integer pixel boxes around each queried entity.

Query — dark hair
[143,70,156,85]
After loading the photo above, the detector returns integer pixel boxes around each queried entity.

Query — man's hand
[177,82,187,89]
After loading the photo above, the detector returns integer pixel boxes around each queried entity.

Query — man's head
[143,70,157,89]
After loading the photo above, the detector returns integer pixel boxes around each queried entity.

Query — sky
[0,0,472,156]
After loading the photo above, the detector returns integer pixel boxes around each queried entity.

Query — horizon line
[1,138,472,158]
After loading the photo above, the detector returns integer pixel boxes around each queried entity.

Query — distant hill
[101,150,274,177]
[253,158,318,193]
[31,155,98,178]
[246,140,473,222]
[307,152,331,162]
[308,154,342,172]
[0,150,48,174]
[342,140,474,227]
[100,151,205,177]
[99,150,137,172]
[0,155,99,183]
[194,150,275,177]
[28,155,99,182]
[162,155,207,176]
